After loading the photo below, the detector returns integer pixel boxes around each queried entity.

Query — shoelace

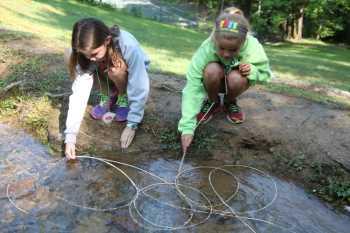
[202,101,214,112]
[116,94,128,107]
[228,103,240,113]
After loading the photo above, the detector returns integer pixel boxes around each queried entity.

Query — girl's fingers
[239,69,250,76]
[120,127,136,149]
[240,65,250,71]
[240,64,250,70]
[242,71,250,76]
[65,144,76,160]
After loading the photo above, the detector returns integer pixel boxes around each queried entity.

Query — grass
[265,40,350,92]
[0,38,69,143]
[264,82,350,109]
[158,125,216,154]
[0,0,207,75]
[0,93,52,143]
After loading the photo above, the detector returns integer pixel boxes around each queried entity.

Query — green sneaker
[116,94,128,107]
[114,94,129,122]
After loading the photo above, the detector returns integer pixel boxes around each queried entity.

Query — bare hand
[65,143,76,160]
[181,134,193,154]
[239,63,251,77]
[120,126,136,149]
[108,66,127,80]
[107,56,128,79]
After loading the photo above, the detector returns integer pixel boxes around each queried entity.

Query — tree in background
[231,0,349,43]
[305,0,350,42]
[92,0,350,44]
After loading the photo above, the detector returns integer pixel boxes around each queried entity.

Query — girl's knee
[227,70,249,90]
[203,63,224,82]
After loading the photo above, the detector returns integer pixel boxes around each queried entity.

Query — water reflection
[1,124,350,233]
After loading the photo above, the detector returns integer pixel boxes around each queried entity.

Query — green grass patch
[36,70,68,93]
[159,125,216,154]
[266,40,350,93]
[1,0,349,106]
[0,96,18,115]
[264,82,350,109]
[0,0,207,75]
[0,42,70,95]
[0,29,33,42]
[0,94,52,143]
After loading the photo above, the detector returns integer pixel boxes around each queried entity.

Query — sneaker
[90,90,118,120]
[90,104,108,120]
[226,101,245,124]
[114,94,129,122]
[196,99,221,124]
[90,94,109,120]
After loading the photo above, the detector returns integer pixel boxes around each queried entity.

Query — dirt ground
[1,34,350,207]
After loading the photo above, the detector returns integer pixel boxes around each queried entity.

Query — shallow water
[1,124,350,233]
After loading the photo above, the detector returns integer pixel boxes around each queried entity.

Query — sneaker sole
[226,115,245,124]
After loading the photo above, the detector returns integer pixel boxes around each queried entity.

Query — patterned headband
[217,18,247,34]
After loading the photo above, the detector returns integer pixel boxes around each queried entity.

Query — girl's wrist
[127,121,138,130]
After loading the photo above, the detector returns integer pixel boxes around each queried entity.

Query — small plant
[323,178,350,203]
[287,153,305,171]
[0,97,17,114]
[0,80,5,88]
[159,128,180,151]
[191,129,217,153]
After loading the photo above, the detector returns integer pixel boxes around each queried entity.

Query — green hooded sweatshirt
[178,35,272,135]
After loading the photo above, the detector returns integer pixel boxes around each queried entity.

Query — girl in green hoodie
[179,8,272,153]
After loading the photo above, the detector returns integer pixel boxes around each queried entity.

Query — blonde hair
[223,6,244,16]
[212,11,250,44]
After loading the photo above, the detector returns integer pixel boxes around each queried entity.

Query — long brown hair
[68,18,121,79]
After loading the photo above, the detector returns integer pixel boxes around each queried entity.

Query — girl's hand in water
[239,63,251,77]
[181,134,193,154]
[65,143,76,160]
[120,126,136,149]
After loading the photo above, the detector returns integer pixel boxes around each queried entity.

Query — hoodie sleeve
[240,36,272,85]
[125,47,150,124]
[64,68,94,144]
[178,39,216,135]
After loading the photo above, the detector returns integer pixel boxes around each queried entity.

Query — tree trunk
[257,0,262,16]
[316,24,322,40]
[296,7,304,40]
[220,0,225,13]
[286,15,293,40]
[293,19,298,39]
[216,0,225,16]
[281,20,287,40]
